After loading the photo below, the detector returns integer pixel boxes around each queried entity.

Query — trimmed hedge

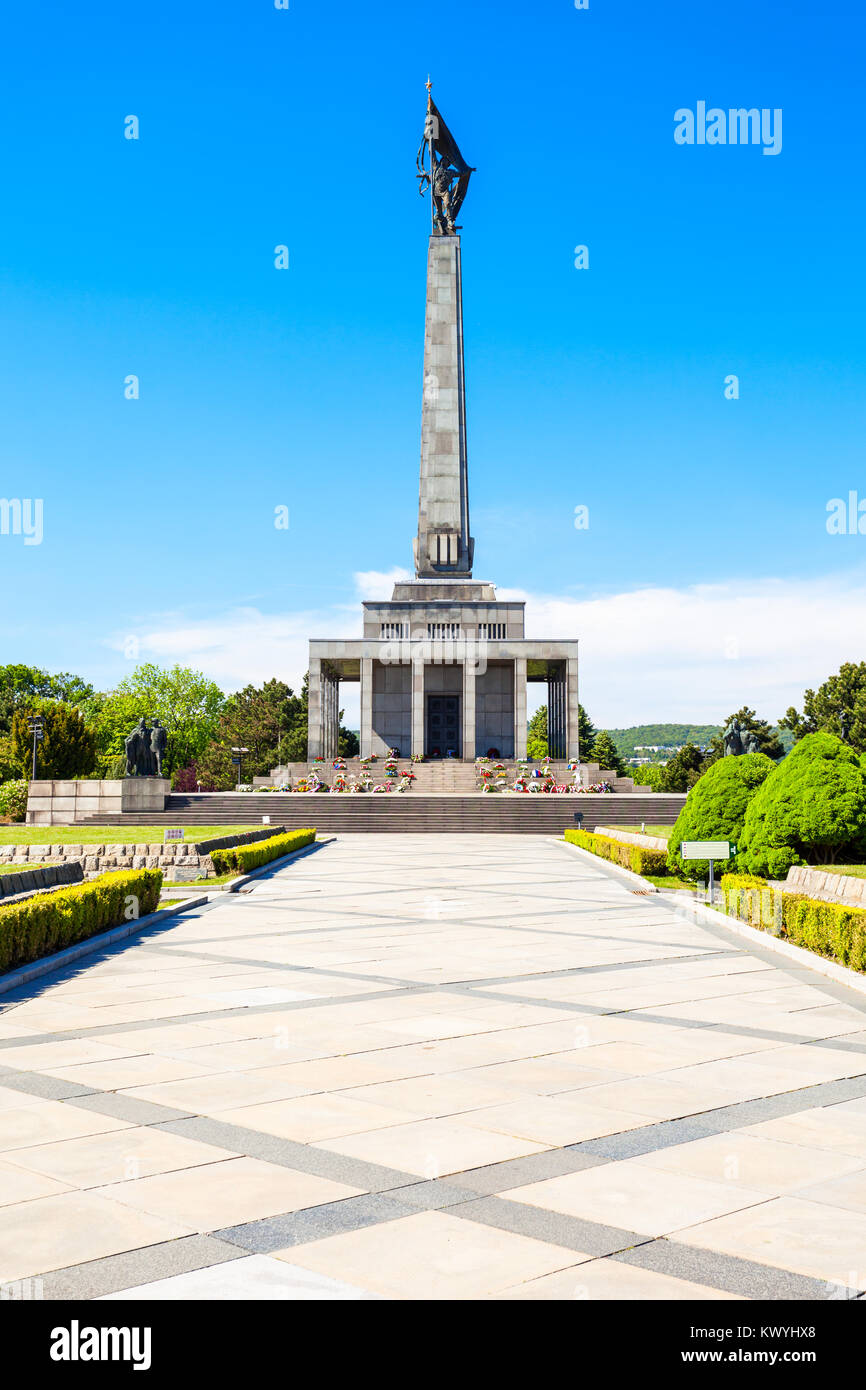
[720,871,866,974]
[210,828,316,876]
[0,868,162,974]
[564,828,668,877]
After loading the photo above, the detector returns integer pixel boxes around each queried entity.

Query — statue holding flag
[416,80,475,235]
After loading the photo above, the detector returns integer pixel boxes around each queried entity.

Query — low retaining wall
[594,826,669,852]
[0,861,84,902]
[784,864,866,907]
[0,843,211,883]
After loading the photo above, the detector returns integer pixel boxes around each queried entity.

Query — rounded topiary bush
[738,732,866,879]
[667,753,774,880]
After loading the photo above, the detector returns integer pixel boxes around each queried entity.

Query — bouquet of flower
[411,753,424,763]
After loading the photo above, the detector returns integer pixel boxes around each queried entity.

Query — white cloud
[109,568,866,730]
[500,571,866,725]
[353,567,412,600]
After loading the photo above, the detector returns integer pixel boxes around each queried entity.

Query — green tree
[0,664,94,735]
[526,704,595,761]
[704,707,785,764]
[738,732,866,877]
[661,743,706,792]
[219,679,305,776]
[667,752,775,880]
[102,664,225,774]
[591,731,625,777]
[631,764,665,790]
[780,662,866,753]
[526,706,548,760]
[11,702,98,779]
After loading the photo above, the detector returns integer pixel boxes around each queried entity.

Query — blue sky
[1,0,864,726]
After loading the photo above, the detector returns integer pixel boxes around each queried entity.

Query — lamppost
[27,716,44,779]
[230,746,249,789]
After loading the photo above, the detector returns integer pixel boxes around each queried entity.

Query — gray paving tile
[377,1179,480,1210]
[67,1092,194,1125]
[154,1116,416,1191]
[452,1195,650,1258]
[616,1239,847,1301]
[0,1071,97,1100]
[574,1118,718,1160]
[446,1147,606,1194]
[214,1194,414,1254]
[39,1236,244,1301]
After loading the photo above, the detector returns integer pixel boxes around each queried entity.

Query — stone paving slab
[1,833,866,1300]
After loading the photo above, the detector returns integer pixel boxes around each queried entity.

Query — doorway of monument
[426,694,461,758]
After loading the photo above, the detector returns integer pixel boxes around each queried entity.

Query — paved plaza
[1,834,866,1300]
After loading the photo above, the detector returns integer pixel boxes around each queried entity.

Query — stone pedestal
[26,779,171,827]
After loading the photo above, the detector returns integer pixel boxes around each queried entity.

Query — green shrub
[0,868,162,974]
[0,779,29,823]
[210,828,316,876]
[564,828,668,877]
[738,733,866,878]
[720,871,866,973]
[667,753,774,880]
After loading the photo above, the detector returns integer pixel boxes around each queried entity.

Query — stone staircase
[258,759,638,794]
[78,791,687,834]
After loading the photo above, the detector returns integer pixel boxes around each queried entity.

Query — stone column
[566,656,580,761]
[411,657,425,757]
[462,659,475,761]
[360,657,373,759]
[513,657,527,759]
[307,658,323,760]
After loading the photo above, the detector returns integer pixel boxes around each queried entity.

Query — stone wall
[0,842,212,883]
[784,864,866,907]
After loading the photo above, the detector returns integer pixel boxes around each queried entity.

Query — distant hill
[607,725,722,759]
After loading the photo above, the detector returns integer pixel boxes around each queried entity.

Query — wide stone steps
[78,793,686,834]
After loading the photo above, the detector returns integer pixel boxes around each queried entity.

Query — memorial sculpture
[416,80,474,236]
[723,719,761,757]
[124,718,167,778]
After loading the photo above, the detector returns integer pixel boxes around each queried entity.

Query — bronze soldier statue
[150,720,168,777]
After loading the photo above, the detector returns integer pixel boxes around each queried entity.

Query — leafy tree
[738,732,866,877]
[100,664,225,774]
[631,764,665,790]
[667,753,775,880]
[526,706,548,760]
[219,679,305,777]
[660,743,706,792]
[0,664,94,735]
[780,662,866,753]
[704,707,785,764]
[526,704,595,761]
[591,731,625,777]
[11,702,98,779]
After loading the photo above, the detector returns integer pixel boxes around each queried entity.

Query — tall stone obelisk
[413,86,475,578]
[414,235,474,576]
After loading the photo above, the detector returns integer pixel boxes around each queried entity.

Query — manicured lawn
[607,824,673,841]
[0,861,51,874]
[642,873,694,891]
[821,865,866,880]
[0,826,253,846]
